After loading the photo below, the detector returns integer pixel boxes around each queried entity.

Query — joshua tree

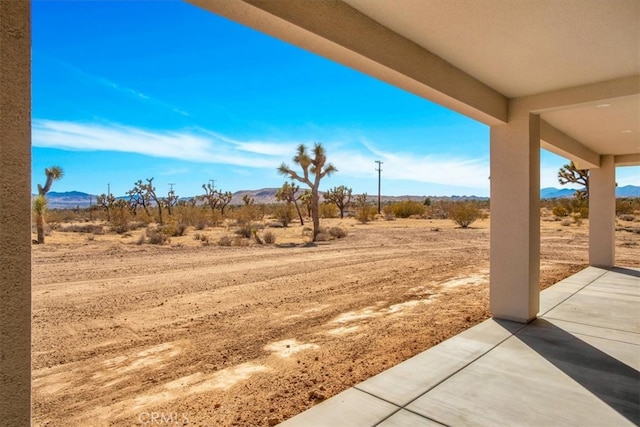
[199,183,221,218]
[324,185,352,218]
[165,188,179,217]
[278,143,336,241]
[276,181,305,225]
[131,178,163,224]
[218,191,233,215]
[97,193,116,221]
[33,166,64,243]
[558,161,589,201]
[242,194,255,206]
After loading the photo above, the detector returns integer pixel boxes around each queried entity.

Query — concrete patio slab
[279,267,640,426]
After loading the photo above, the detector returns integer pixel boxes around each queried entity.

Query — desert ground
[31,216,640,426]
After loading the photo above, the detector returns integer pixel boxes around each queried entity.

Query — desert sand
[31,217,639,426]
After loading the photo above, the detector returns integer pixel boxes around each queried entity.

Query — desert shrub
[328,226,347,239]
[354,194,376,224]
[262,230,276,244]
[560,219,572,226]
[175,222,188,236]
[194,220,207,230]
[275,204,294,227]
[319,202,339,219]
[450,203,482,228]
[572,205,589,219]
[57,223,104,234]
[552,205,569,217]
[235,223,254,238]
[234,205,262,225]
[616,199,637,215]
[233,236,250,247]
[386,200,426,218]
[315,232,329,241]
[355,205,376,223]
[301,226,313,239]
[159,221,188,237]
[428,200,454,219]
[193,232,210,244]
[571,212,583,226]
[146,228,169,245]
[218,235,233,246]
[619,214,636,222]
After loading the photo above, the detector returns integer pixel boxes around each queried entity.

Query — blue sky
[32,1,638,198]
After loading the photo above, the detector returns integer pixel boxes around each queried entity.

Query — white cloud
[33,119,277,168]
[32,119,492,190]
[327,142,490,189]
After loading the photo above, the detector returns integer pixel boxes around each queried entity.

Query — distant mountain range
[540,185,640,199]
[39,186,640,209]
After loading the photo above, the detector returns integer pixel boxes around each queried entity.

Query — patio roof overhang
[188,0,640,169]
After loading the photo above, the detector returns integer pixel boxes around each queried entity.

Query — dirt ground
[31,217,640,426]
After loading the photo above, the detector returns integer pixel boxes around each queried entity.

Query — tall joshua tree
[558,161,589,201]
[34,166,64,243]
[278,143,336,241]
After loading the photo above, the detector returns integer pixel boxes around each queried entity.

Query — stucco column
[0,0,32,425]
[489,114,540,322]
[589,155,616,268]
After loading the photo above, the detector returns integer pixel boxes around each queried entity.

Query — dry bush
[56,223,104,234]
[233,236,250,247]
[145,228,169,245]
[450,203,483,228]
[560,219,573,226]
[315,232,329,242]
[571,213,583,226]
[262,230,276,244]
[619,214,635,222]
[235,223,254,238]
[328,226,347,239]
[319,202,339,219]
[218,235,233,246]
[552,205,569,218]
[233,205,262,225]
[384,200,425,218]
[275,204,294,227]
[355,205,377,224]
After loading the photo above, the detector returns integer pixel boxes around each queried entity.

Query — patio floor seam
[537,268,609,318]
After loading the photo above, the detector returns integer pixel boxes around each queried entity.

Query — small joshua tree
[276,181,305,225]
[34,166,64,243]
[324,185,352,218]
[278,144,336,241]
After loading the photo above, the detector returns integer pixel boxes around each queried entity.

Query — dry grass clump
[136,227,169,245]
[193,232,210,245]
[54,223,104,234]
[328,226,347,239]
[262,230,277,244]
[218,235,233,246]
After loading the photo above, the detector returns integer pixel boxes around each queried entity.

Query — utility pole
[107,183,110,197]
[168,183,175,192]
[375,160,383,214]
[208,179,216,191]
